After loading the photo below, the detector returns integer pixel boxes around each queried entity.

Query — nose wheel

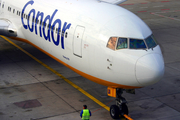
[110,105,119,119]
[110,104,128,119]
[108,88,129,119]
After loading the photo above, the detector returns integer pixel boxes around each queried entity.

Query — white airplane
[0,0,164,119]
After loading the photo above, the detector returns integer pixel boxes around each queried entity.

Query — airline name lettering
[21,1,71,49]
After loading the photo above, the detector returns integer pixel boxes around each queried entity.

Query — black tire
[110,105,120,119]
[120,103,129,115]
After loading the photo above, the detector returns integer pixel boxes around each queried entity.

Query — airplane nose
[135,54,164,87]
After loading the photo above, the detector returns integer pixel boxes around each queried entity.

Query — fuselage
[0,0,164,89]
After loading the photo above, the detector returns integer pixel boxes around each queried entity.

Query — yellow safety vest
[82,109,90,120]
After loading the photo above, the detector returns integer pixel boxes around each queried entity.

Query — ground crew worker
[80,105,91,120]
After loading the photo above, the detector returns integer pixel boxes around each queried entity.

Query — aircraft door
[73,26,85,57]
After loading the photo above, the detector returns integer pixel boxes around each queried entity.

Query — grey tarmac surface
[0,0,180,120]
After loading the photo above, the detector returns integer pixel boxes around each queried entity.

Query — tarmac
[0,0,180,120]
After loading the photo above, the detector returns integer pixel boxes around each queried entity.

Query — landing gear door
[73,26,85,58]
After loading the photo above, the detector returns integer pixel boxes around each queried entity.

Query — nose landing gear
[108,88,129,119]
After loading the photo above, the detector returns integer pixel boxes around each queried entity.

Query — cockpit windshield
[106,35,158,50]
[145,35,157,49]
[116,38,128,49]
[107,37,117,50]
[130,39,146,49]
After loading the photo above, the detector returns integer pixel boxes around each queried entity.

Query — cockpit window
[107,37,117,50]
[145,35,157,49]
[130,39,146,49]
[116,38,128,49]
[106,35,158,50]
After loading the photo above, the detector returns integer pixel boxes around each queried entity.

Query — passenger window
[17,11,20,16]
[32,17,35,22]
[107,37,117,50]
[65,32,68,38]
[43,22,46,27]
[130,39,146,49]
[116,38,128,49]
[37,19,39,24]
[24,14,26,19]
[145,35,157,49]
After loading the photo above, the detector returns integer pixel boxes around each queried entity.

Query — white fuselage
[0,0,164,89]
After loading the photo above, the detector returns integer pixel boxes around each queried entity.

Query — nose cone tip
[136,54,164,87]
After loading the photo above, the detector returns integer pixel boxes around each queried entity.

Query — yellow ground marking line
[1,36,110,111]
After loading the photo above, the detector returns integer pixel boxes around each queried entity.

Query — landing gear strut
[109,88,129,119]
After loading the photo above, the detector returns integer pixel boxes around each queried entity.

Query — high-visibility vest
[82,109,90,120]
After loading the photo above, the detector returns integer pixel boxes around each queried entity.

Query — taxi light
[107,87,116,98]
